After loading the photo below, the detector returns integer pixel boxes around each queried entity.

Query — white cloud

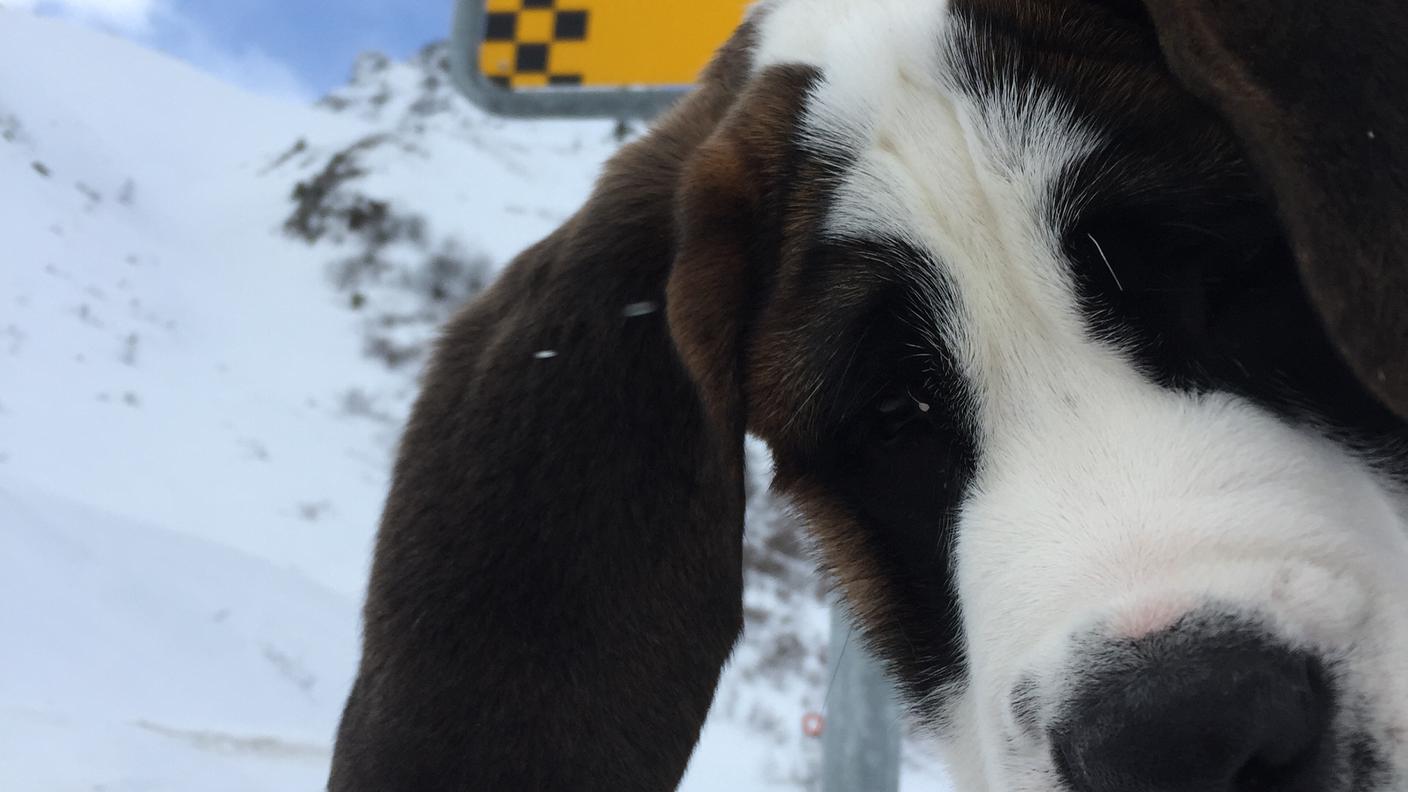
[153,9,313,102]
[2,0,314,103]
[177,35,314,103]
[3,0,161,34]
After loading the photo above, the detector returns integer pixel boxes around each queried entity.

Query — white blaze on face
[754,1,1408,790]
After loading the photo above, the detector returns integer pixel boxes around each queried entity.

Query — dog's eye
[871,391,933,446]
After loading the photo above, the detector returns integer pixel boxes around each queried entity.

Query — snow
[0,9,386,596]
[0,8,951,790]
[0,481,352,791]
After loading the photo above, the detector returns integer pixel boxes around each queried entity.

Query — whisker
[1087,233,1124,292]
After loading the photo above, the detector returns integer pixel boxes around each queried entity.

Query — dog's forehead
[752,0,951,74]
[749,0,1156,253]
[749,0,1138,422]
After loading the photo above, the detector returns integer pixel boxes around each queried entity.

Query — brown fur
[1141,0,1408,417]
[327,25,762,792]
[781,477,918,673]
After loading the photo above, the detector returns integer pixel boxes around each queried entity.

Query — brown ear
[328,28,761,792]
[667,63,823,433]
[1139,0,1408,417]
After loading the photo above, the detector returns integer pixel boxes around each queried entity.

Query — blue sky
[10,0,454,100]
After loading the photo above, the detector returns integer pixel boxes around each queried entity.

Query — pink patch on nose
[1109,599,1192,640]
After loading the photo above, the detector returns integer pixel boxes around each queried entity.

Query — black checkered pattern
[483,0,589,88]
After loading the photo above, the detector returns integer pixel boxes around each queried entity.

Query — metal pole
[822,603,902,792]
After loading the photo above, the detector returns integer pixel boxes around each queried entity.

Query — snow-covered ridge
[0,9,944,790]
[275,41,626,387]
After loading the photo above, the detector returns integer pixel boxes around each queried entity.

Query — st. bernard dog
[329,0,1408,790]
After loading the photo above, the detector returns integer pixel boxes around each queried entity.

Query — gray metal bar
[448,0,690,119]
[823,605,902,792]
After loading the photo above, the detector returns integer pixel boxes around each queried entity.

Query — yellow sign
[479,0,754,90]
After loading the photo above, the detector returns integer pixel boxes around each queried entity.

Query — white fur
[752,1,1408,789]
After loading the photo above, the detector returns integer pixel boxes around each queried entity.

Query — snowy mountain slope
[0,478,354,792]
[0,9,948,790]
[0,9,387,596]
[272,43,627,398]
[0,11,621,596]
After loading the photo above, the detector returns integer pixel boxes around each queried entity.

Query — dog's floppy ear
[1139,0,1408,417]
[327,24,802,792]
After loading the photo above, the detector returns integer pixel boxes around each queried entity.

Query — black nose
[1050,629,1334,792]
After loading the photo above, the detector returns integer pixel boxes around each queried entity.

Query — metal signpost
[447,3,903,789]
[824,604,903,792]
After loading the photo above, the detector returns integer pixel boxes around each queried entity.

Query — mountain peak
[318,41,460,127]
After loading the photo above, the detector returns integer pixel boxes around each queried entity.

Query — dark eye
[871,390,934,446]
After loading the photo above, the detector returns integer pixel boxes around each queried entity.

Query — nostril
[1230,655,1333,791]
[1235,753,1302,791]
[1049,628,1335,792]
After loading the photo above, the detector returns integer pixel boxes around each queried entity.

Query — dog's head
[333,1,1408,790]
[670,0,1408,789]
